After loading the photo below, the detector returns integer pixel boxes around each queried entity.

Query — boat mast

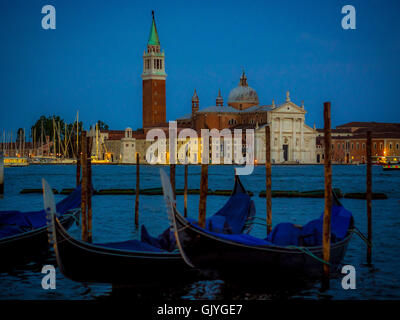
[23,128,25,157]
[57,121,61,157]
[53,117,56,157]
[96,122,99,160]
[65,123,67,158]
[41,120,44,157]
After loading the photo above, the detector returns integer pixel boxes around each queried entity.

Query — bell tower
[142,11,167,128]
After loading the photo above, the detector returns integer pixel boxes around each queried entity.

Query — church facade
[177,72,317,164]
[117,13,317,164]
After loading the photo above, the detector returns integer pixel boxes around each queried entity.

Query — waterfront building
[316,122,400,164]
[98,13,318,164]
[178,81,318,164]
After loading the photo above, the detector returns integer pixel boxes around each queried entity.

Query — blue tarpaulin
[141,191,255,251]
[196,204,353,248]
[0,186,81,239]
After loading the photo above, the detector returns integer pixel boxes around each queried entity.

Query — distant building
[97,12,318,164]
[178,78,317,164]
[316,122,400,164]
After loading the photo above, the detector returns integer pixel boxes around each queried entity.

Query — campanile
[142,11,167,128]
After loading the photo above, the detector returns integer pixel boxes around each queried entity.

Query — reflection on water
[0,165,399,299]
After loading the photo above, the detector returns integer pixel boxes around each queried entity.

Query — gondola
[45,173,255,285]
[160,169,355,281]
[0,186,81,269]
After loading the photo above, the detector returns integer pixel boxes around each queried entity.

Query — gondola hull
[172,209,353,281]
[0,210,79,269]
[51,214,193,285]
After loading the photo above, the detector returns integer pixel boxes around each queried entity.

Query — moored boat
[0,186,81,269]
[45,173,255,285]
[160,169,354,282]
[382,163,400,171]
[4,157,29,167]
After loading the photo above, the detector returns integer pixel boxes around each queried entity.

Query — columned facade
[255,97,317,164]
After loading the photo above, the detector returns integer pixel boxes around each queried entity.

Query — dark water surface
[0,164,399,299]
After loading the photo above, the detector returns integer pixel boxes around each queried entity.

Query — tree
[96,120,109,131]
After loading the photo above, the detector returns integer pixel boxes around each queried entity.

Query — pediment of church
[303,123,315,133]
[272,102,306,114]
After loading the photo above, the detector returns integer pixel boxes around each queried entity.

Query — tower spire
[142,11,166,128]
[192,89,199,114]
[216,89,223,106]
[148,10,160,46]
[239,70,248,87]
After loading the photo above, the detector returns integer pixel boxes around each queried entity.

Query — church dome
[228,71,259,106]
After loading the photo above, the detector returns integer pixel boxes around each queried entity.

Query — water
[0,164,399,299]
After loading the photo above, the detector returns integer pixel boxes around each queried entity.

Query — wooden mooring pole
[366,131,372,264]
[0,151,4,196]
[184,164,188,217]
[87,135,93,243]
[265,125,272,235]
[170,163,176,202]
[76,131,81,187]
[322,102,332,290]
[135,153,139,228]
[198,164,208,228]
[80,131,88,242]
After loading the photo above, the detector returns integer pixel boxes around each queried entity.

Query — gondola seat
[266,223,302,246]
[265,205,353,247]
[141,225,176,252]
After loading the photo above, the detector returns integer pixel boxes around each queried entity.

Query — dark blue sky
[0,0,399,137]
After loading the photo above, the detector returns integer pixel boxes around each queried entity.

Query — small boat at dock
[382,163,400,171]
[3,157,29,167]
